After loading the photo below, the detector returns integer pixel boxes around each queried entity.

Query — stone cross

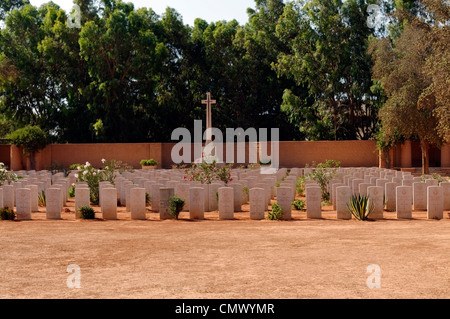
[201,92,216,144]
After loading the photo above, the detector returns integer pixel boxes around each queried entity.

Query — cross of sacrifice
[201,92,216,145]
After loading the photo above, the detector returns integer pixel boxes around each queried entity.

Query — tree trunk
[420,140,430,175]
[29,151,36,171]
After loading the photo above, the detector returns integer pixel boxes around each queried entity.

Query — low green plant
[215,191,219,202]
[275,182,281,188]
[346,195,374,221]
[242,186,249,197]
[38,190,46,207]
[268,203,283,220]
[0,207,15,220]
[421,173,446,185]
[292,199,305,210]
[169,196,185,220]
[296,176,306,196]
[78,206,95,220]
[68,184,76,198]
[145,192,151,206]
[140,159,158,166]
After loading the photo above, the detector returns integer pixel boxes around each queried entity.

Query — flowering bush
[74,159,133,204]
[183,156,233,185]
[0,162,18,186]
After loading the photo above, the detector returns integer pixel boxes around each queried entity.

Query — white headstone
[396,186,412,219]
[16,188,31,220]
[75,187,90,218]
[218,187,234,220]
[385,182,399,212]
[159,188,175,220]
[427,186,443,220]
[101,188,117,220]
[249,188,265,220]
[306,186,321,219]
[231,182,242,212]
[367,186,384,219]
[440,182,450,211]
[336,186,352,220]
[2,184,14,209]
[189,187,205,220]
[276,186,292,220]
[413,182,427,211]
[150,184,162,212]
[46,188,61,220]
[130,187,146,220]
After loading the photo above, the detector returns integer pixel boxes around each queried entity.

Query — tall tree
[370,0,449,174]
[274,0,382,141]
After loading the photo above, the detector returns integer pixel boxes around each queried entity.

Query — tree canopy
[0,0,448,161]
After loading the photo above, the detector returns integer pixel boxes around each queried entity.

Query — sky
[29,0,258,26]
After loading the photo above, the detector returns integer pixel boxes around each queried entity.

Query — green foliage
[145,192,151,206]
[268,203,283,221]
[421,173,446,185]
[184,158,233,184]
[0,162,18,186]
[304,161,339,201]
[295,176,305,196]
[0,206,15,220]
[6,125,47,153]
[78,206,95,220]
[292,199,305,211]
[346,195,375,221]
[74,159,132,205]
[38,190,46,207]
[242,186,249,197]
[169,196,185,220]
[68,184,75,198]
[140,159,158,166]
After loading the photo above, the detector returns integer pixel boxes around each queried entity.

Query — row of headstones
[0,170,79,220]
[325,168,450,220]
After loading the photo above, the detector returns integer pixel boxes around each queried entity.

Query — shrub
[346,195,374,221]
[0,162,18,186]
[0,207,15,220]
[268,203,283,220]
[304,160,339,201]
[74,159,133,205]
[68,184,76,198]
[140,159,158,166]
[78,206,95,220]
[6,125,48,170]
[292,199,305,210]
[296,176,305,196]
[169,196,185,220]
[183,158,233,184]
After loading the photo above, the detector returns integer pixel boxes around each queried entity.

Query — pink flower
[189,178,192,181]
[230,178,233,182]
[183,176,186,179]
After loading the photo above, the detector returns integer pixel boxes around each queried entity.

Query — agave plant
[38,190,46,207]
[346,194,374,221]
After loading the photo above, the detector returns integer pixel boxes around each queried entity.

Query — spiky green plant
[346,194,374,221]
[38,190,46,207]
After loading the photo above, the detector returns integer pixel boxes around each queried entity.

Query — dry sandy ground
[0,199,449,299]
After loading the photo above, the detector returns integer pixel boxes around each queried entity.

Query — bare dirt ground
[0,198,449,299]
